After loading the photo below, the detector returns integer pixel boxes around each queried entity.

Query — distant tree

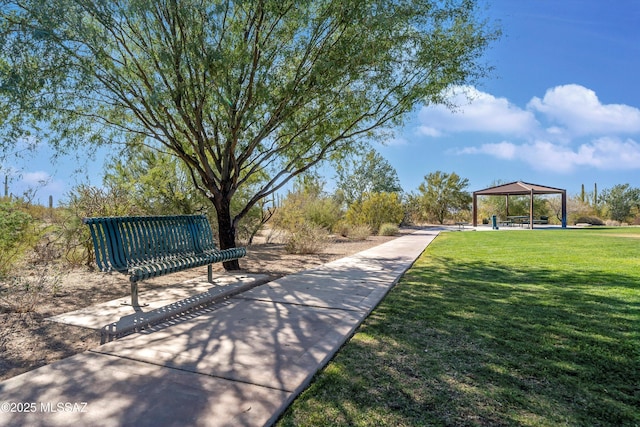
[0,0,497,269]
[601,184,640,223]
[335,149,402,206]
[475,179,508,220]
[418,171,471,224]
[402,192,425,225]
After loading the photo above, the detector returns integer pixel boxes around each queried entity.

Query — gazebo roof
[473,181,565,196]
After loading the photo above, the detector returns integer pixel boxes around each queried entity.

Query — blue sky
[377,0,640,196]
[3,0,640,205]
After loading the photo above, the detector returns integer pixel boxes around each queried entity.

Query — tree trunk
[214,196,241,271]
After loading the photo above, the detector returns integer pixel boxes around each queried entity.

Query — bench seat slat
[128,247,247,282]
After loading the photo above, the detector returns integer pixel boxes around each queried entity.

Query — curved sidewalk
[0,229,439,427]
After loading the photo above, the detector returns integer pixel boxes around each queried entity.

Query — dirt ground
[0,232,406,382]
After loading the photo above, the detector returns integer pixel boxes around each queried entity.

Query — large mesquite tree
[0,0,497,269]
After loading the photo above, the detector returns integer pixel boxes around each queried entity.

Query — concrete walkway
[0,229,439,427]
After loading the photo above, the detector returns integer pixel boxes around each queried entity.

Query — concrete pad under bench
[47,273,269,341]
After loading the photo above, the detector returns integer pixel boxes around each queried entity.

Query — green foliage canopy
[273,175,342,232]
[335,148,402,206]
[601,184,640,223]
[346,191,404,232]
[0,0,497,268]
[103,146,209,215]
[418,170,471,224]
[0,198,32,276]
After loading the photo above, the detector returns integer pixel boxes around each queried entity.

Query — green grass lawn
[277,228,640,427]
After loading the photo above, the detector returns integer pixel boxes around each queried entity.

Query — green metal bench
[83,214,246,307]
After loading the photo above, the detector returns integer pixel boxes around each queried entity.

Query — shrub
[333,221,352,238]
[305,197,342,230]
[346,224,371,241]
[379,223,399,236]
[0,264,62,313]
[284,222,328,254]
[345,192,403,233]
[0,199,36,278]
[273,187,342,233]
[573,216,605,225]
[61,184,138,267]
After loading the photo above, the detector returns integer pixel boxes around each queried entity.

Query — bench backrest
[83,215,218,273]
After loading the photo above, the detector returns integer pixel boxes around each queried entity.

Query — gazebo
[472,181,567,229]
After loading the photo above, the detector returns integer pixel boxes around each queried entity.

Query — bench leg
[122,282,148,308]
[208,264,213,283]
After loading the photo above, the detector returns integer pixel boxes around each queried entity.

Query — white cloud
[415,126,442,137]
[457,141,517,160]
[22,171,52,186]
[574,137,640,169]
[418,86,539,136]
[419,84,640,177]
[459,137,640,173]
[517,141,582,173]
[528,84,640,135]
[385,135,410,146]
[457,140,577,172]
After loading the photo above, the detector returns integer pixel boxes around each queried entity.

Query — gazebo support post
[529,189,534,229]
[505,195,509,217]
[472,193,478,227]
[562,190,567,228]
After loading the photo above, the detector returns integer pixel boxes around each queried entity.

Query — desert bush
[284,222,328,254]
[0,199,37,278]
[345,224,371,241]
[573,216,605,225]
[261,226,286,244]
[379,223,399,236]
[273,190,341,232]
[60,184,139,268]
[345,192,403,233]
[332,222,371,240]
[19,201,59,222]
[333,221,351,238]
[234,202,275,246]
[305,198,342,230]
[28,230,63,265]
[0,264,62,313]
